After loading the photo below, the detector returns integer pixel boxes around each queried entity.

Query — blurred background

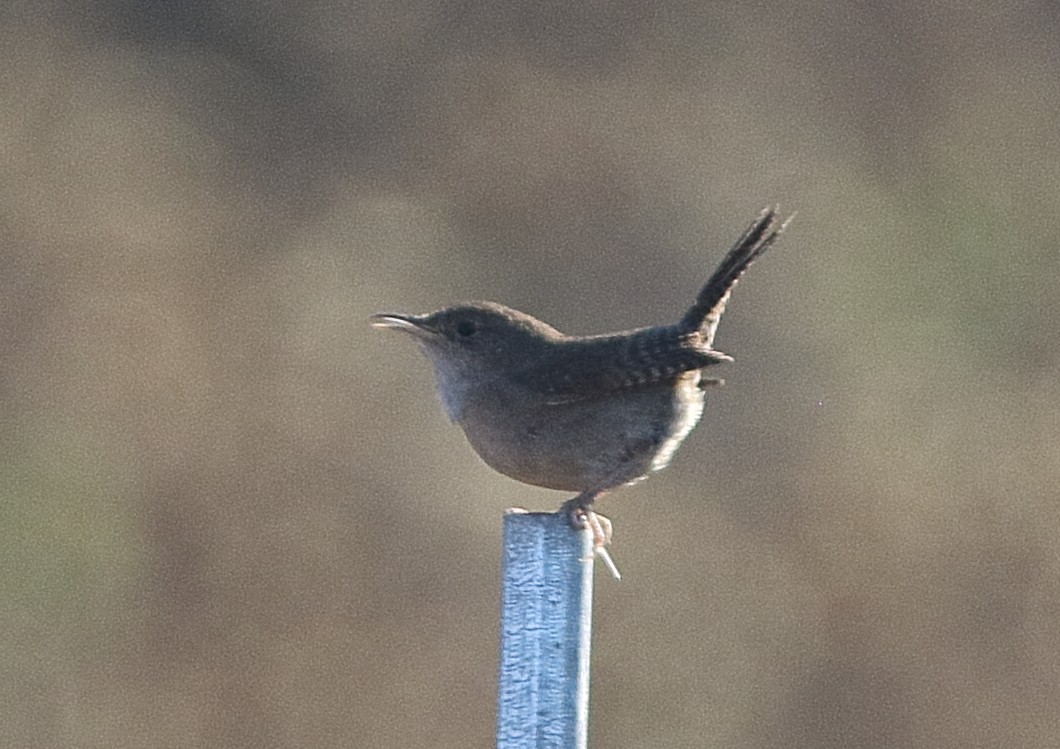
[3,1,1059,747]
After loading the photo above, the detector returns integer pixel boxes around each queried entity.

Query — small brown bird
[373,208,789,549]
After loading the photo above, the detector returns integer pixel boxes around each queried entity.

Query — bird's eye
[456,320,478,337]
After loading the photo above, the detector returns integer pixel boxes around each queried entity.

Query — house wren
[372,207,789,542]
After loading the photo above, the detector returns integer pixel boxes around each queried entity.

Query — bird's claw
[562,501,621,580]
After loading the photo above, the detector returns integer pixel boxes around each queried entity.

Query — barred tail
[679,207,790,344]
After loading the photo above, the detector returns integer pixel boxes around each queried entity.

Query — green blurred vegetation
[2,1,1059,747]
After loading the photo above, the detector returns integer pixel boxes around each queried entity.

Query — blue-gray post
[496,511,595,749]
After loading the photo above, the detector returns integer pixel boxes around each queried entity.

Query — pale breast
[456,372,707,493]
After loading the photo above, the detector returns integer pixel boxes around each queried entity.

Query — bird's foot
[560,494,621,580]
[560,494,610,543]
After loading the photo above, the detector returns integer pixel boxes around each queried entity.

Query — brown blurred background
[3,1,1059,747]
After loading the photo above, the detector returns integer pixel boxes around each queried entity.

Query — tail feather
[679,207,790,346]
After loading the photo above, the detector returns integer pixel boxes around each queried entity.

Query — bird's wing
[510,326,730,403]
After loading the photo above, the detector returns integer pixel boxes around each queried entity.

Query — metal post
[496,511,595,749]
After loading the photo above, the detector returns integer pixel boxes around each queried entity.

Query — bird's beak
[370,313,437,338]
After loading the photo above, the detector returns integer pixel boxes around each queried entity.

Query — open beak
[370,313,436,338]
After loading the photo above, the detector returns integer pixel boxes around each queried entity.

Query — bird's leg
[560,490,604,539]
[560,491,621,579]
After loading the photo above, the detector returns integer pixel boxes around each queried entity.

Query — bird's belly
[457,375,706,492]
